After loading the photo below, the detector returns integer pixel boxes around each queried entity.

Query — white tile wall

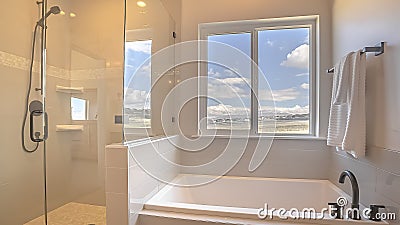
[179,138,330,179]
[105,144,129,225]
[376,170,400,206]
[106,146,129,168]
[105,136,180,225]
[106,168,128,194]
[329,148,400,224]
[106,193,129,225]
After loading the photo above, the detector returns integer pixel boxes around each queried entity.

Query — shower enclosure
[1,0,124,224]
[0,0,177,224]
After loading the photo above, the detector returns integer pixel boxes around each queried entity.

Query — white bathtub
[144,174,386,225]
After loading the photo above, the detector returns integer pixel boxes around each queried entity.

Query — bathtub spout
[338,170,360,220]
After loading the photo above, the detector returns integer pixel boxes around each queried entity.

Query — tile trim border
[0,50,70,80]
[0,50,122,81]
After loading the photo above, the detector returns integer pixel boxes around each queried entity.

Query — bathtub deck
[138,209,322,225]
[139,174,387,225]
[137,209,387,225]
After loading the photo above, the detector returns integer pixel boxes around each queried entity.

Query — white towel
[327,50,366,158]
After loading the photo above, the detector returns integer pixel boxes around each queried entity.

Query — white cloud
[207,77,250,99]
[295,73,309,77]
[207,104,250,117]
[304,33,310,44]
[208,82,247,99]
[126,40,152,54]
[140,63,151,74]
[208,104,309,118]
[208,68,221,77]
[220,77,250,86]
[223,69,236,77]
[260,105,309,115]
[280,44,309,69]
[259,87,301,102]
[275,105,309,114]
[267,40,274,47]
[300,83,309,90]
[208,68,242,79]
[124,88,150,109]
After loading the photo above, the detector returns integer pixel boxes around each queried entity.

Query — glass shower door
[23,0,125,224]
[42,0,124,224]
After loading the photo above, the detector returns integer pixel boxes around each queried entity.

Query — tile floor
[24,202,106,225]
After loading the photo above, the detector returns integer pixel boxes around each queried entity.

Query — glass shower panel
[124,0,176,141]
[1,1,48,224]
[32,0,125,224]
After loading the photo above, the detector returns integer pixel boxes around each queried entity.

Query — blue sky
[258,28,309,108]
[207,28,310,117]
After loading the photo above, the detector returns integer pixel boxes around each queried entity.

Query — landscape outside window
[207,27,310,134]
[124,40,152,129]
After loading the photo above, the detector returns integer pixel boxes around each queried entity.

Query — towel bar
[327,42,385,74]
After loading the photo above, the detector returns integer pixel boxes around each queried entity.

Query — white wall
[180,138,330,179]
[329,0,400,222]
[173,0,333,179]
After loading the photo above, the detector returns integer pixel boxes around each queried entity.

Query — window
[71,97,87,120]
[199,16,317,136]
[124,40,152,129]
[207,33,252,131]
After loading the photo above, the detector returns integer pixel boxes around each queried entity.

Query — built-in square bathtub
[142,174,387,225]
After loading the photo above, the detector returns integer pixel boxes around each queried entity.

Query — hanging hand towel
[327,50,366,158]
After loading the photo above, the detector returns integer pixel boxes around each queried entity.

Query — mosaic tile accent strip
[71,67,123,81]
[0,50,70,80]
[0,50,123,81]
[71,68,105,80]
[0,51,30,71]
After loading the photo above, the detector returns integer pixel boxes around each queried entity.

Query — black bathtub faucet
[338,170,360,220]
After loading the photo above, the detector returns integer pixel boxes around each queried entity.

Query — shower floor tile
[24,202,106,225]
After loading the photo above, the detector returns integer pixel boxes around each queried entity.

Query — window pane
[207,33,251,130]
[71,97,87,120]
[124,40,152,128]
[258,27,310,134]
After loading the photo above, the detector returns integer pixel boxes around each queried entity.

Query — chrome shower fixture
[37,6,61,27]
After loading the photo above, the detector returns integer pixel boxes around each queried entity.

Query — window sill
[191,135,327,141]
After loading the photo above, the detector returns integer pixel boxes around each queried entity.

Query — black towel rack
[327,42,385,74]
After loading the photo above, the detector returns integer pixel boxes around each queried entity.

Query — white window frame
[124,28,153,135]
[198,15,319,137]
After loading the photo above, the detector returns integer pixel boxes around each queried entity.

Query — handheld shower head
[49,6,61,15]
[37,6,61,27]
